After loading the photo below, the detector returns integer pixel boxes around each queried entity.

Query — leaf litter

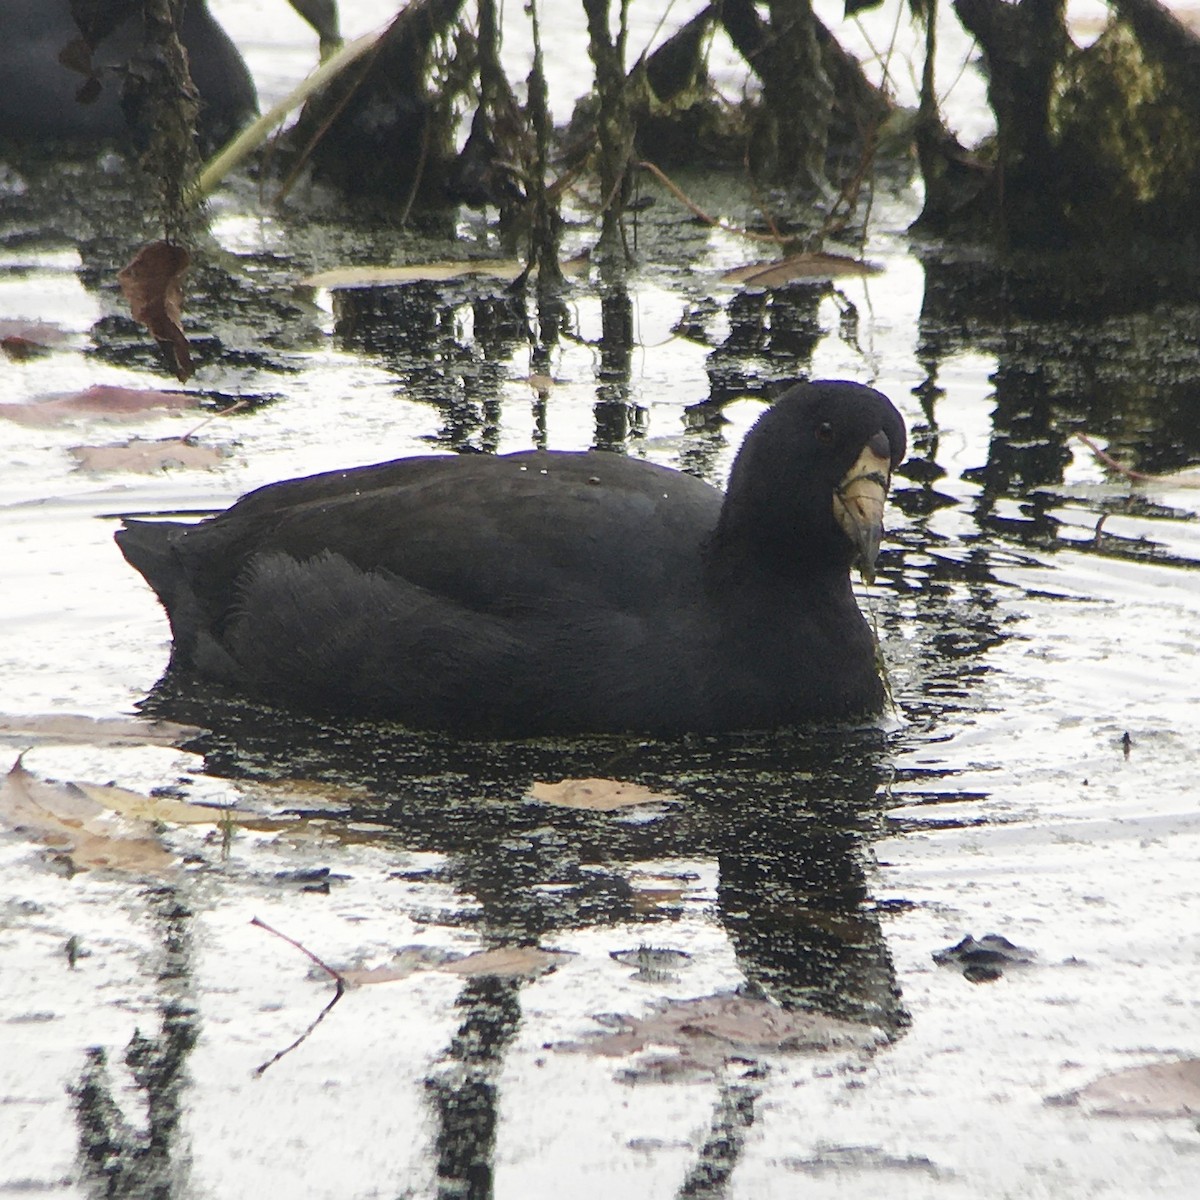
[0,713,205,748]
[0,756,286,875]
[527,777,680,811]
[558,992,884,1083]
[0,384,200,426]
[1050,1057,1200,1118]
[1,755,176,875]
[69,437,226,474]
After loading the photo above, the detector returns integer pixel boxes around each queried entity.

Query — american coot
[116,380,906,735]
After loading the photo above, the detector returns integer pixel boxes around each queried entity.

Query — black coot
[116,380,906,735]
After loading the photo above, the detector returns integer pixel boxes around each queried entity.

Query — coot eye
[815,422,834,443]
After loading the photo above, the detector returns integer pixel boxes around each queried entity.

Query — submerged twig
[636,160,795,244]
[178,398,248,443]
[250,916,346,1076]
[1075,432,1153,481]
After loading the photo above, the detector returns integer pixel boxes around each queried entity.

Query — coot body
[0,0,256,149]
[116,381,906,735]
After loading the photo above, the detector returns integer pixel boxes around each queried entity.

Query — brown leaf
[69,436,224,473]
[0,756,174,875]
[118,241,193,381]
[73,781,241,826]
[302,260,525,289]
[528,777,679,811]
[0,319,68,344]
[0,384,197,426]
[1063,1058,1200,1118]
[440,946,574,978]
[559,993,882,1081]
[0,712,204,747]
[722,252,880,287]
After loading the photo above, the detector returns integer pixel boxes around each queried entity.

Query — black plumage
[116,380,906,735]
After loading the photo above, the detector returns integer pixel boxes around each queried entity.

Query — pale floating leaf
[302,260,524,289]
[70,437,225,474]
[73,782,244,826]
[0,384,197,426]
[0,713,205,748]
[1155,469,1200,487]
[559,993,882,1081]
[0,319,68,346]
[341,963,419,987]
[722,252,880,287]
[1065,1058,1200,1118]
[528,777,680,811]
[0,756,174,875]
[440,946,574,978]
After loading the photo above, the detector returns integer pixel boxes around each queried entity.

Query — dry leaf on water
[1054,1057,1200,1118]
[440,946,574,978]
[559,993,882,1081]
[0,384,197,426]
[303,260,525,289]
[722,252,880,287]
[0,756,174,875]
[302,256,588,290]
[528,777,680,811]
[0,713,204,747]
[341,944,573,987]
[0,320,68,361]
[0,757,260,874]
[69,436,224,473]
[118,241,193,382]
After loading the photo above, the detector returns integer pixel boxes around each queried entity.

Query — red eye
[815,422,834,443]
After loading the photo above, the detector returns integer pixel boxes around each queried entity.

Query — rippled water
[1,3,1199,1198]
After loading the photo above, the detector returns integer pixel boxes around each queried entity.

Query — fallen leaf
[118,240,193,382]
[69,436,224,473]
[723,252,880,286]
[0,756,174,875]
[528,777,680,811]
[0,384,197,426]
[440,946,574,978]
[0,320,68,348]
[337,944,570,986]
[559,993,882,1081]
[1056,1058,1200,1118]
[73,781,241,826]
[0,713,204,747]
[303,260,525,289]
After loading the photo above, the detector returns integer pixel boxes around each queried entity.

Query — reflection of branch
[251,916,346,1076]
[1075,433,1152,482]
